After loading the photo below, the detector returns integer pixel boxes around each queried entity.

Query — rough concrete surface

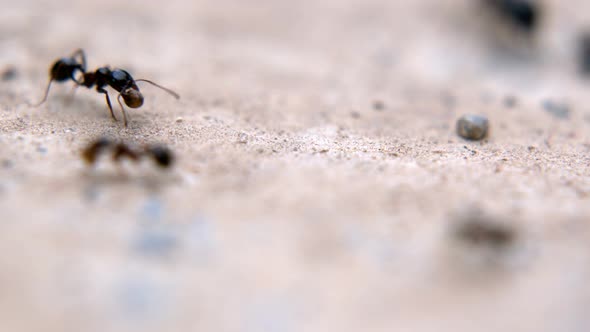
[0,0,589,331]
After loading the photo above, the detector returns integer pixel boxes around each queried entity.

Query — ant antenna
[135,79,180,99]
[29,79,53,107]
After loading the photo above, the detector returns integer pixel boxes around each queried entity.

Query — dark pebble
[373,100,385,111]
[456,114,489,141]
[440,92,456,110]
[1,159,13,169]
[134,228,178,258]
[1,66,17,81]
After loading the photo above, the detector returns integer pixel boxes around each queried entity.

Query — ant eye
[122,88,144,108]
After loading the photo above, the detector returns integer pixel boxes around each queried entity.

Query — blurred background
[0,0,589,331]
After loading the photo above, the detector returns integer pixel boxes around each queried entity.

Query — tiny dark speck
[134,229,178,257]
[503,95,518,108]
[373,100,385,111]
[1,66,17,81]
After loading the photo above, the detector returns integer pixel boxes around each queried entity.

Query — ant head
[81,137,112,165]
[121,88,144,108]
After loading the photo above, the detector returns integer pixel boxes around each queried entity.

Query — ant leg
[29,79,53,107]
[135,79,180,99]
[117,94,129,127]
[97,87,118,122]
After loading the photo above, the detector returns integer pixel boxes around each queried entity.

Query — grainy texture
[1,0,590,331]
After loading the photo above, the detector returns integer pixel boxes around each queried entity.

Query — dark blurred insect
[483,0,541,32]
[32,49,180,127]
[82,137,174,169]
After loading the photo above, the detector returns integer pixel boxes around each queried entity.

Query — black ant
[33,49,180,127]
[82,137,174,169]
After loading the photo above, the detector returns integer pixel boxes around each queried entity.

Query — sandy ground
[1,0,590,331]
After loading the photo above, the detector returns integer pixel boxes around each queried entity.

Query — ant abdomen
[50,58,83,82]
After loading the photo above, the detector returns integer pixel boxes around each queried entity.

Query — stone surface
[1,1,590,331]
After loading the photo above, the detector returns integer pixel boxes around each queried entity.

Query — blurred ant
[33,49,180,127]
[82,137,174,169]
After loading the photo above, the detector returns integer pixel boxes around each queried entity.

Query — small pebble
[1,66,17,81]
[238,133,248,144]
[456,114,489,141]
[134,228,178,258]
[373,100,385,111]
[503,95,518,108]
[542,100,570,120]
[175,117,184,123]
[37,146,47,155]
[441,92,456,110]
[1,159,13,169]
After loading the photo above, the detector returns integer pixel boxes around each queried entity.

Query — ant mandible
[32,49,180,127]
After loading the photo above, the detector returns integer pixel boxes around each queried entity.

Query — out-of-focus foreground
[0,0,589,331]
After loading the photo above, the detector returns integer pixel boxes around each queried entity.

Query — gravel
[456,114,489,141]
